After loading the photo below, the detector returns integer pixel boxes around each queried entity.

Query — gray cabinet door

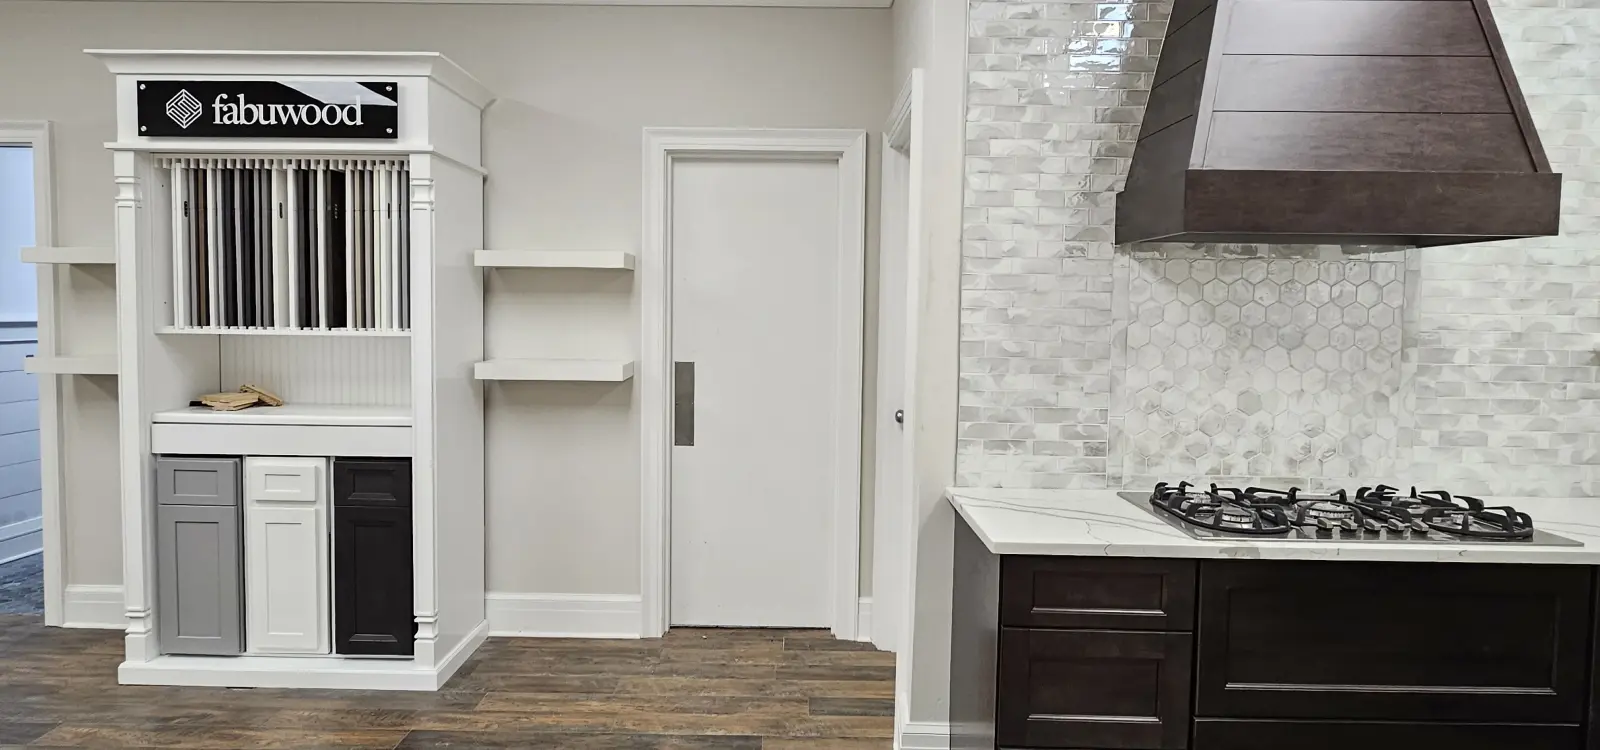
[157,457,241,507]
[156,503,244,656]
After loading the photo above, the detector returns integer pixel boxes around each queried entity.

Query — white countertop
[948,487,1600,564]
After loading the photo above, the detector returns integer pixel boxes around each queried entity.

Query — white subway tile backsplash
[961,0,1600,494]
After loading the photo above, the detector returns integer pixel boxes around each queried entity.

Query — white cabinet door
[243,456,329,654]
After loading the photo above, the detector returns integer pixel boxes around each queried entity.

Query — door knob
[894,409,905,425]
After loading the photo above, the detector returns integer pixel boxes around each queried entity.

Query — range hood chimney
[1116,0,1562,248]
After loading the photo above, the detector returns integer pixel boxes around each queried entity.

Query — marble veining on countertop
[948,487,1600,564]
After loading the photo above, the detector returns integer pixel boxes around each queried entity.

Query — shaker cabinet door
[156,503,243,656]
[244,457,330,655]
[998,627,1193,749]
[334,503,414,656]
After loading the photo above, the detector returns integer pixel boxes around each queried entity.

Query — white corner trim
[487,593,643,638]
[899,721,952,750]
[856,596,873,642]
[0,519,42,565]
[62,585,125,629]
[639,128,869,640]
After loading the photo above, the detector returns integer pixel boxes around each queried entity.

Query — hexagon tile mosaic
[1116,257,1407,487]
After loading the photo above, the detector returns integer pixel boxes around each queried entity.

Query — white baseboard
[486,592,642,638]
[899,721,951,750]
[0,517,42,565]
[62,584,124,629]
[856,596,872,642]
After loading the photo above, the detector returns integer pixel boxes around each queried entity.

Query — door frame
[640,128,868,639]
[873,71,924,656]
[0,122,61,626]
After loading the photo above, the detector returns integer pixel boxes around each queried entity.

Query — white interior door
[669,157,844,628]
[872,142,911,653]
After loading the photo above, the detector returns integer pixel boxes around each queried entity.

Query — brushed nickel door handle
[674,361,695,446]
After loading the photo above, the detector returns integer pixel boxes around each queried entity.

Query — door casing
[640,128,868,639]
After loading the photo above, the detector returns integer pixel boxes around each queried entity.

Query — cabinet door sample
[334,504,414,656]
[244,457,330,655]
[997,628,1193,749]
[333,458,413,509]
[157,457,241,507]
[156,503,243,655]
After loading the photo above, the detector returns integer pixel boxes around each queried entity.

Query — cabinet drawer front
[1193,719,1581,750]
[998,628,1193,749]
[1197,561,1591,723]
[1003,557,1196,630]
[156,456,240,507]
[333,458,413,509]
[245,456,326,505]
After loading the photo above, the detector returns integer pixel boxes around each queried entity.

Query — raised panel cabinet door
[1002,557,1197,631]
[998,628,1194,749]
[334,504,414,656]
[244,457,329,655]
[1197,560,1592,723]
[156,456,241,506]
[156,503,243,655]
[332,458,412,509]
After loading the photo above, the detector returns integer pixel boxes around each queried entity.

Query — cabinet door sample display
[161,156,411,333]
[332,458,415,656]
[154,457,244,656]
[244,457,331,655]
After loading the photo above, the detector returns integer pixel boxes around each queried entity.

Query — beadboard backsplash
[960,0,1600,495]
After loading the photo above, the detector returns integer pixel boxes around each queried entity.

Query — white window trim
[0,121,62,626]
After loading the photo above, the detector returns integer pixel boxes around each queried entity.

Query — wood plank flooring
[0,615,893,749]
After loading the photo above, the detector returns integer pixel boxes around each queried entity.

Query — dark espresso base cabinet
[333,458,415,656]
[950,515,1600,750]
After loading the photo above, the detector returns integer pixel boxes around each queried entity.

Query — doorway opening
[0,141,43,615]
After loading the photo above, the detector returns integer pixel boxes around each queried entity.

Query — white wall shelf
[152,404,412,427]
[24,355,118,375]
[158,327,412,338]
[474,358,635,382]
[21,246,116,264]
[474,250,636,270]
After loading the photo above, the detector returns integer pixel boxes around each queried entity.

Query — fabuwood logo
[210,93,366,127]
[164,90,203,129]
[163,90,368,129]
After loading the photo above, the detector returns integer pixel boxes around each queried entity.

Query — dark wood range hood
[1115,0,1563,248]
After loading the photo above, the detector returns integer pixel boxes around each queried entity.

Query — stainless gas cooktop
[1118,483,1584,547]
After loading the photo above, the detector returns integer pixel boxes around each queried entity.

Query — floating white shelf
[158,327,412,338]
[152,403,413,427]
[474,358,635,382]
[21,246,116,264]
[474,250,636,270]
[24,355,118,375]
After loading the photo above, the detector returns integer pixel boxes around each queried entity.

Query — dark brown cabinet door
[1193,719,1581,750]
[998,628,1193,749]
[333,458,414,656]
[1003,557,1196,631]
[1196,560,1592,723]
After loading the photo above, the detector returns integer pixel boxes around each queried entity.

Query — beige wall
[0,2,892,600]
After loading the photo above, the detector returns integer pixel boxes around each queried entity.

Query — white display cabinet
[90,49,492,690]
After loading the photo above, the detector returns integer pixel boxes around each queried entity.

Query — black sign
[137,80,399,139]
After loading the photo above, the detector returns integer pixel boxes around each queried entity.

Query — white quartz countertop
[948,487,1600,564]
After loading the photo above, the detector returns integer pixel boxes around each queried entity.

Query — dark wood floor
[0,615,893,749]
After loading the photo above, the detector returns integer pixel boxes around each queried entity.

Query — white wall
[891,0,966,734]
[0,2,892,610]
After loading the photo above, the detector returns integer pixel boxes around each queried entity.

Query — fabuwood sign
[137,80,399,139]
